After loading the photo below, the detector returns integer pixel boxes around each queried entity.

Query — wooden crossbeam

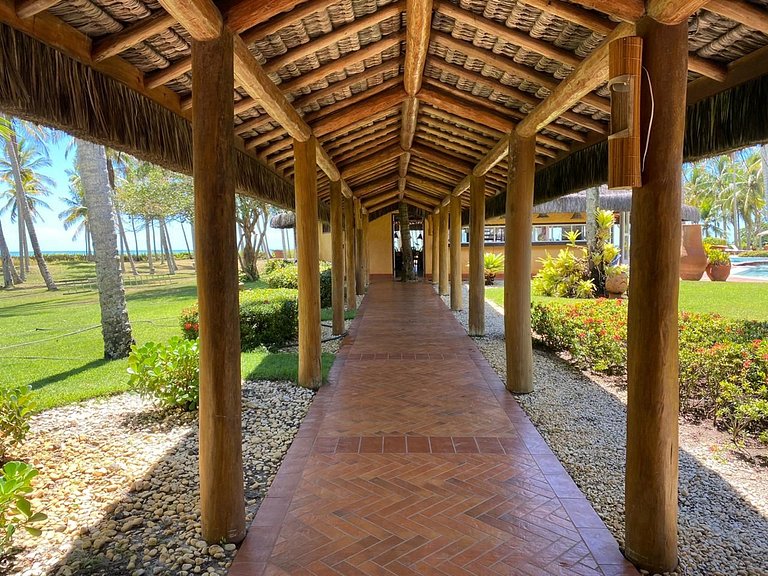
[92,11,177,62]
[341,144,404,180]
[647,0,711,24]
[304,77,403,124]
[219,0,305,35]
[706,0,768,35]
[244,127,285,150]
[16,0,58,19]
[435,0,581,68]
[312,85,407,137]
[240,0,339,44]
[419,105,504,137]
[688,54,727,82]
[411,144,473,173]
[418,84,514,133]
[264,2,405,75]
[279,32,404,95]
[320,108,399,142]
[520,0,614,35]
[571,0,644,22]
[146,57,193,89]
[516,22,635,138]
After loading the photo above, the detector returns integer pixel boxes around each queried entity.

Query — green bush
[263,260,333,309]
[127,337,200,411]
[263,258,292,275]
[180,288,299,351]
[0,386,35,462]
[707,248,731,265]
[703,237,728,248]
[740,250,768,257]
[532,300,768,442]
[320,268,332,309]
[1,461,47,555]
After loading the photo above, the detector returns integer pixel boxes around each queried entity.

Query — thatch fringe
[369,203,426,222]
[684,73,768,161]
[0,23,295,209]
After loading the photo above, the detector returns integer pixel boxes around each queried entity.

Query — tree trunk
[761,145,768,229]
[145,219,155,274]
[0,219,20,287]
[399,202,414,282]
[76,139,133,359]
[131,216,140,257]
[181,222,192,258]
[5,132,56,290]
[117,213,138,275]
[160,218,176,274]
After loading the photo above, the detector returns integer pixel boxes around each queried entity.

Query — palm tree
[75,139,133,359]
[0,123,57,290]
[59,172,91,256]
[0,116,20,287]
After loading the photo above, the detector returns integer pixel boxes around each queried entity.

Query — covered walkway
[230,281,637,576]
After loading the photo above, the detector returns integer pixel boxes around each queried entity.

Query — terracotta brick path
[230,281,638,576]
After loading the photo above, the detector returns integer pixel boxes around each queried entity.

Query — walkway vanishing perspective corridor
[230,281,638,576]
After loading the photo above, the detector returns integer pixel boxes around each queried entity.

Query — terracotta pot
[705,263,731,282]
[680,224,708,281]
[606,272,629,296]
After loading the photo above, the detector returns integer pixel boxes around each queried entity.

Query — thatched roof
[533,186,701,222]
[270,211,296,229]
[1,0,766,215]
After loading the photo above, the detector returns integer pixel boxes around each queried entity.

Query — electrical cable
[641,66,655,173]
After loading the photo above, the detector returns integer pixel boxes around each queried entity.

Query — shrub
[320,268,332,309]
[263,258,291,275]
[740,250,768,257]
[532,300,768,441]
[703,237,728,248]
[484,252,504,275]
[0,386,35,462]
[263,260,333,309]
[127,337,200,411]
[181,289,299,351]
[1,461,46,555]
[533,249,595,299]
[707,248,731,265]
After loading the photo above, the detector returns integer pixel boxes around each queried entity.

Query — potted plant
[483,252,504,285]
[605,264,629,297]
[705,249,731,281]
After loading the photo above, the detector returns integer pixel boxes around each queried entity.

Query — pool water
[730,257,768,280]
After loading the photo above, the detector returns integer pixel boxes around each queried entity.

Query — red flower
[193,323,199,331]
[184,322,192,330]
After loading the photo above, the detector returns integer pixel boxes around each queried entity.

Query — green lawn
[0,260,339,411]
[485,280,768,320]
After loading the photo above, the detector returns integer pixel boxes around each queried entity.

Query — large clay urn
[680,224,708,280]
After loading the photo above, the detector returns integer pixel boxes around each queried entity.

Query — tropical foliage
[684,148,767,248]
[127,337,200,411]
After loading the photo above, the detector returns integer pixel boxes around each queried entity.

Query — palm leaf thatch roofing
[0,0,766,215]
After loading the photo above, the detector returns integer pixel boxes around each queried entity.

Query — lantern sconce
[608,36,642,189]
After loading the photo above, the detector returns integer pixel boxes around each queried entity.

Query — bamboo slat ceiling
[2,0,768,215]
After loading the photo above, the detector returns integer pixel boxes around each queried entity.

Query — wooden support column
[504,132,535,394]
[354,199,365,295]
[294,136,322,389]
[449,195,462,311]
[361,212,370,288]
[439,207,449,295]
[468,174,485,336]
[330,180,345,335]
[430,215,439,284]
[192,28,245,545]
[344,197,357,310]
[625,16,686,574]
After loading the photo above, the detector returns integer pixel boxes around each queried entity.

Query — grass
[485,280,768,320]
[0,259,339,411]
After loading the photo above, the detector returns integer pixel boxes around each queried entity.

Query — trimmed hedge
[531,299,768,442]
[262,259,333,308]
[180,288,298,351]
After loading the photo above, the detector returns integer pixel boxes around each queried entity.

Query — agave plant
[483,252,504,285]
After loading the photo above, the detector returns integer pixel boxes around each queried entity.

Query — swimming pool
[730,257,768,280]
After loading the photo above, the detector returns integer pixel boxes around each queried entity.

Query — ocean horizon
[8,249,191,257]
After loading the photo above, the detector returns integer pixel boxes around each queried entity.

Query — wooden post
[430,215,439,284]
[294,136,322,389]
[625,16,686,573]
[355,199,365,295]
[469,174,485,336]
[504,132,535,394]
[450,195,462,310]
[439,206,449,295]
[362,212,370,288]
[344,197,357,310]
[330,180,344,335]
[192,28,245,544]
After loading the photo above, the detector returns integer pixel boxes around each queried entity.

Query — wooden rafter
[304,77,403,124]
[312,86,406,137]
[92,11,177,62]
[647,0,711,24]
[706,0,768,35]
[520,0,614,35]
[570,0,644,22]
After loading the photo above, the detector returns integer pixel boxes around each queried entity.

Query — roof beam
[341,144,404,180]
[16,0,58,19]
[418,84,515,133]
[240,0,339,44]
[411,144,473,173]
[706,0,768,35]
[263,2,405,75]
[647,0,711,24]
[219,0,305,35]
[434,0,581,68]
[687,54,727,82]
[278,32,404,95]
[516,22,635,138]
[569,0,644,23]
[157,0,221,41]
[312,85,407,137]
[92,11,176,62]
[520,0,614,35]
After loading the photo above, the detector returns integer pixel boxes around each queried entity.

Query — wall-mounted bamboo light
[608,37,643,189]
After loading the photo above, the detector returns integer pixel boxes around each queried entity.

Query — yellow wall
[318,221,332,262]
[369,214,394,275]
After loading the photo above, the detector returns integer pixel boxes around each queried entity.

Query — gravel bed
[4,381,314,576]
[441,284,768,576]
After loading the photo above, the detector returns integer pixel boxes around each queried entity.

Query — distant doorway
[392,215,425,280]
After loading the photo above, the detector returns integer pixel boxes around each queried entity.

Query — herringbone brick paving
[230,281,638,576]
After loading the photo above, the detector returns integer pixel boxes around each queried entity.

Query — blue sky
[1,133,290,254]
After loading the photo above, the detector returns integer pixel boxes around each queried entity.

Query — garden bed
[444,286,768,576]
[3,381,314,576]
